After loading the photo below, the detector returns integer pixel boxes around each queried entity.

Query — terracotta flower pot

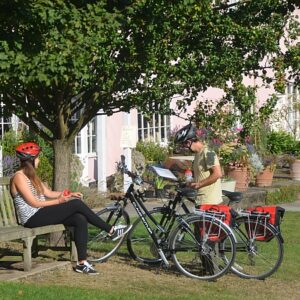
[255,166,275,187]
[226,166,250,192]
[290,159,300,181]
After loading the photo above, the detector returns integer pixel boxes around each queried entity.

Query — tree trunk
[49,140,72,247]
[53,139,71,190]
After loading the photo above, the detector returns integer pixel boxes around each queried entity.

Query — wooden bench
[0,177,77,271]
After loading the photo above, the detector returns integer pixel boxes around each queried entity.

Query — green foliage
[266,184,300,205]
[0,130,19,156]
[266,131,298,155]
[141,168,155,183]
[136,141,169,163]
[0,128,54,185]
[36,155,53,186]
[193,99,236,136]
[0,0,298,187]
[154,177,168,189]
[219,142,250,168]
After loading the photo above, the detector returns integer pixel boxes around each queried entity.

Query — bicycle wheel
[169,214,236,281]
[231,216,284,279]
[87,205,130,263]
[127,207,173,264]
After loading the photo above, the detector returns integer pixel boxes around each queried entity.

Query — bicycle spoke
[127,208,171,264]
[170,215,236,280]
[87,207,129,263]
[231,217,283,279]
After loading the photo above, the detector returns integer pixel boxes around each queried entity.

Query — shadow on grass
[115,251,183,277]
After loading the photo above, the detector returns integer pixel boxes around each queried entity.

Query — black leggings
[25,199,112,261]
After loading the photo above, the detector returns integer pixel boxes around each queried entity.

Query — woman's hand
[70,192,83,199]
[58,192,80,204]
[62,189,83,200]
[58,193,73,203]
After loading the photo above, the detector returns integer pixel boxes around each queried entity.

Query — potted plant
[254,154,277,187]
[266,130,300,180]
[219,142,252,192]
[287,141,300,180]
[154,177,168,198]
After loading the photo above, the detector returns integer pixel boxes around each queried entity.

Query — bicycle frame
[105,198,129,226]
[124,182,202,267]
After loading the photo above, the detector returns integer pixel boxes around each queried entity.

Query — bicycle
[88,155,237,280]
[127,184,284,280]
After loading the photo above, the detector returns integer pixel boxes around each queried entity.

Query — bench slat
[0,224,66,242]
[0,187,9,227]
[4,186,17,225]
[0,178,18,227]
[0,177,10,185]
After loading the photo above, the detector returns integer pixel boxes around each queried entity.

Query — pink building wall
[105,110,138,176]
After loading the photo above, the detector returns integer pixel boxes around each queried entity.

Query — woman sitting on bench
[10,142,132,275]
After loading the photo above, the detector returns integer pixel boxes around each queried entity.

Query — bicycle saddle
[222,190,243,203]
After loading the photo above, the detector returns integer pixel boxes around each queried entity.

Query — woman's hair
[19,159,44,194]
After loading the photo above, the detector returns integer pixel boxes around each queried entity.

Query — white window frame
[138,112,170,144]
[87,118,96,154]
[287,83,300,139]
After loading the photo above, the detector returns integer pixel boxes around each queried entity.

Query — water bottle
[184,169,193,182]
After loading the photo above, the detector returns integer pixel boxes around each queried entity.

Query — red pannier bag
[245,206,285,241]
[197,205,235,242]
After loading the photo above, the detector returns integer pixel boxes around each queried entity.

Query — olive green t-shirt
[193,146,223,205]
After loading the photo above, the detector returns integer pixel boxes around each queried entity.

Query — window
[72,116,96,155]
[287,83,300,139]
[73,131,82,154]
[87,118,96,153]
[137,112,170,144]
[0,116,13,139]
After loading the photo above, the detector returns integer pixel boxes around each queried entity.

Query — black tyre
[87,205,130,263]
[231,216,284,279]
[169,214,236,280]
[126,207,173,264]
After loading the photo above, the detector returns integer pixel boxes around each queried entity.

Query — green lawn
[0,212,299,300]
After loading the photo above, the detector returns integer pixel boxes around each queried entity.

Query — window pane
[77,136,81,154]
[92,136,96,152]
[137,107,170,143]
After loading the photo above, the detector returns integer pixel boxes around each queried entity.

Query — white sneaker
[75,261,99,275]
[110,224,132,241]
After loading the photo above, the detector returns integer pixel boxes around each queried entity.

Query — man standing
[174,123,223,205]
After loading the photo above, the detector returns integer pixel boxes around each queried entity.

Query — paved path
[278,200,300,212]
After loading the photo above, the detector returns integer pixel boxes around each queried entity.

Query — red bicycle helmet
[16,142,41,160]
